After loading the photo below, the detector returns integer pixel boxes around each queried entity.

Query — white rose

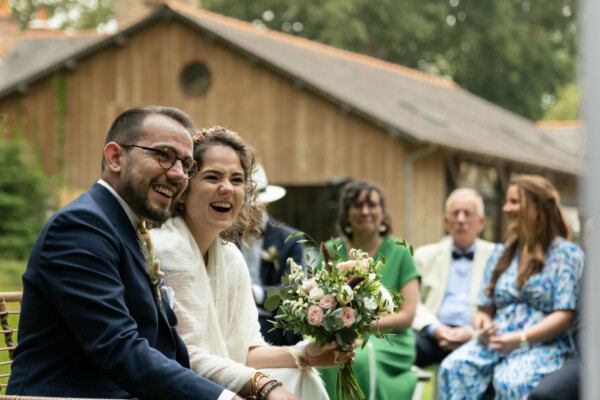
[363,296,378,311]
[309,287,325,301]
[336,285,354,305]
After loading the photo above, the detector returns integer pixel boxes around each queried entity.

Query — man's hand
[433,325,473,351]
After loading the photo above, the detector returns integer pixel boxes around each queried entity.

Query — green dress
[316,236,420,400]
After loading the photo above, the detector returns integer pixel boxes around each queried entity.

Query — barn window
[180,62,211,96]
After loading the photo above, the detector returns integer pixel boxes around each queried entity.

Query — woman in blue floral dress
[438,175,584,400]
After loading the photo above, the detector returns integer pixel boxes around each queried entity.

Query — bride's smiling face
[183,144,245,238]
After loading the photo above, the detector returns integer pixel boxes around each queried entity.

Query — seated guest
[316,181,420,400]
[7,107,235,399]
[438,175,584,399]
[239,164,304,346]
[412,188,495,367]
[528,218,590,400]
[151,126,351,400]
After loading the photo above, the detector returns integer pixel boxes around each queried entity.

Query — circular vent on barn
[180,62,211,96]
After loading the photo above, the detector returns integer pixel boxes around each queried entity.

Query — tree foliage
[0,122,49,260]
[543,82,580,120]
[9,0,114,30]
[203,0,577,121]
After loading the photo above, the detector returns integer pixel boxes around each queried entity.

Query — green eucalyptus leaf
[266,286,280,298]
[264,295,281,312]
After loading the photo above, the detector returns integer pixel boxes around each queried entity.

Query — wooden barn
[0,0,581,247]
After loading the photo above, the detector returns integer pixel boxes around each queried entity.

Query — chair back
[0,292,21,394]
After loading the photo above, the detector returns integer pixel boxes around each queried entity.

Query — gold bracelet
[250,371,269,398]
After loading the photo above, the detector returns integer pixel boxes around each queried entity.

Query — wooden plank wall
[0,19,575,246]
[0,20,444,243]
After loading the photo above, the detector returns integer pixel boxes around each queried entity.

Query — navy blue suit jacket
[255,215,305,307]
[7,183,225,399]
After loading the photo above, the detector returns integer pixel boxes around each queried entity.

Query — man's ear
[103,142,124,173]
[476,214,487,235]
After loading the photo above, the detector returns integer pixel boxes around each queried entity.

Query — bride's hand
[305,340,358,368]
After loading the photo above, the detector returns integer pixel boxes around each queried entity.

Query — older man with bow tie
[412,188,495,367]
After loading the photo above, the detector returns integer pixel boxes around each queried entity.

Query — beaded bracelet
[259,381,283,400]
[257,379,277,397]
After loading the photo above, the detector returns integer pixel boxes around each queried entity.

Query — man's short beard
[118,167,172,223]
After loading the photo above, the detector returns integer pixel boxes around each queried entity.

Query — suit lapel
[428,241,451,314]
[88,184,167,319]
[89,184,148,275]
[471,239,487,308]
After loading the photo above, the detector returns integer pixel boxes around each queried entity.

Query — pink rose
[319,295,337,309]
[340,307,356,327]
[307,305,324,326]
[336,260,357,273]
[302,278,317,294]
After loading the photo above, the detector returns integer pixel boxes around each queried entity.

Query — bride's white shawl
[150,217,267,392]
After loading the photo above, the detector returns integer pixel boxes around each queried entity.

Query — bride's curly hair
[485,174,570,296]
[173,126,264,243]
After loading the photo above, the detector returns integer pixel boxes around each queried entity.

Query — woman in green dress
[317,181,420,400]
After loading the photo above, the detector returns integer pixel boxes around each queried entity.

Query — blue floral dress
[438,237,583,400]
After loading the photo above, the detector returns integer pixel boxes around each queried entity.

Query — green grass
[0,259,25,292]
[420,365,438,400]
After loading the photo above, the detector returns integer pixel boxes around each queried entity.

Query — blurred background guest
[438,175,583,399]
[239,164,305,346]
[317,181,420,400]
[412,188,495,367]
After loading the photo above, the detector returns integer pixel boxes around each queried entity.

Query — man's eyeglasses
[449,209,476,219]
[119,144,198,179]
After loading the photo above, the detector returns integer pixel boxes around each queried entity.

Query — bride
[151,126,348,400]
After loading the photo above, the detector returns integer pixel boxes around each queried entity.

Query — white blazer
[412,236,495,332]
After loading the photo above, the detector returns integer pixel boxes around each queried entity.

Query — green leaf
[335,333,344,347]
[284,231,304,243]
[266,286,280,298]
[264,295,281,312]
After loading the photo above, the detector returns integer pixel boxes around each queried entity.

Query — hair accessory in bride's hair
[192,130,206,142]
[194,125,239,142]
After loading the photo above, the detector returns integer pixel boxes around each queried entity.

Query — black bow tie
[452,251,474,260]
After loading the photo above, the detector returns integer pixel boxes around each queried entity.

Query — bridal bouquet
[265,238,404,400]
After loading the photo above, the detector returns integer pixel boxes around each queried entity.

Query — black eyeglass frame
[118,143,198,179]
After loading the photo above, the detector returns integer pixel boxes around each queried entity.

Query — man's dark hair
[101,106,195,171]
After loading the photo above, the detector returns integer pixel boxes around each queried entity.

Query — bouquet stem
[335,362,365,400]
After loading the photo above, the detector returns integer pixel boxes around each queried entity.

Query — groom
[7,107,239,400]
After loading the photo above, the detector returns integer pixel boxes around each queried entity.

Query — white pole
[582,0,599,398]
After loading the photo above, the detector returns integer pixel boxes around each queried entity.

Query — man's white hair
[445,188,485,216]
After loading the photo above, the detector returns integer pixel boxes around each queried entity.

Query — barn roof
[0,1,581,174]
